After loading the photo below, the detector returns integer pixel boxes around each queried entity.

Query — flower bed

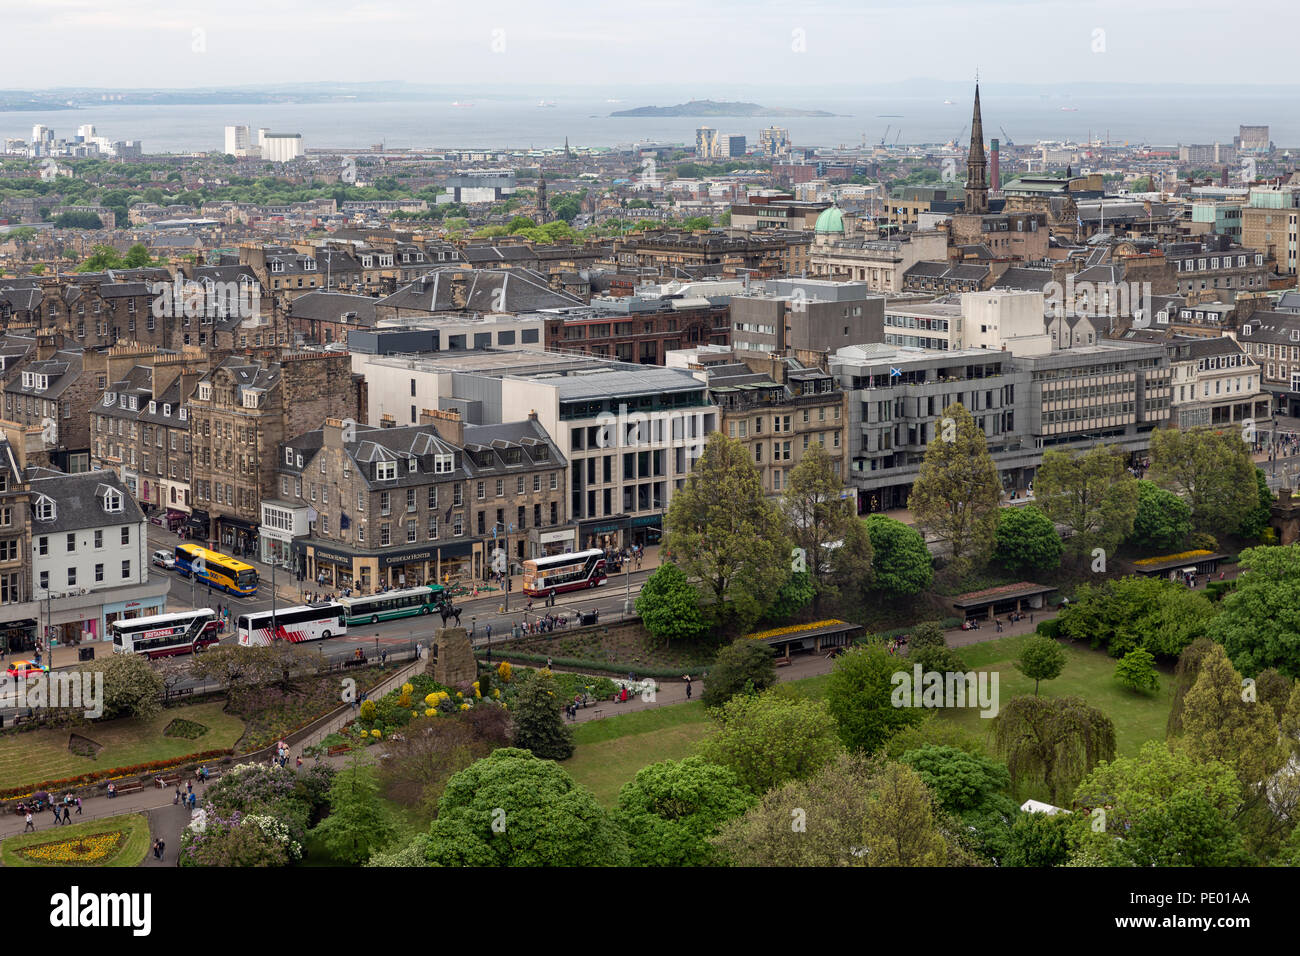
[744,619,847,641]
[2,813,151,868]
[0,748,234,802]
[1133,549,1214,567]
[17,830,126,865]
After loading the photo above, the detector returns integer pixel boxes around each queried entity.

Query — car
[151,549,176,570]
[7,660,48,679]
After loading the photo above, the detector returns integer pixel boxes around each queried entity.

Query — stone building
[269,410,567,590]
[1,330,108,473]
[189,351,363,554]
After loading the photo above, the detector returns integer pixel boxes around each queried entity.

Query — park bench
[327,744,351,757]
[113,782,145,796]
[591,709,603,719]
[154,774,182,789]
[775,658,793,668]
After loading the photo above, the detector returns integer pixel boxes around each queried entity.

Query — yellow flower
[745,619,845,641]
[1133,549,1214,566]
[425,708,436,717]
[456,691,463,698]
[402,683,413,696]
[493,688,501,698]
[424,692,440,706]
[370,729,382,738]
[459,702,470,711]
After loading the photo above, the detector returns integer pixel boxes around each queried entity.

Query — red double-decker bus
[522,549,607,597]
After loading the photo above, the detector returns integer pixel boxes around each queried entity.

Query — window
[407,488,416,512]
[66,533,76,553]
[38,536,48,556]
[495,479,504,497]
[122,559,131,579]
[380,523,391,546]
[35,496,55,521]
[550,473,558,491]
[407,520,417,543]
[95,529,103,549]
[40,571,48,591]
[477,481,486,500]
[95,563,104,583]
[67,567,76,587]
[121,526,130,545]
[375,461,396,481]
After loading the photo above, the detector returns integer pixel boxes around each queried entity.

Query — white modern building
[259,131,304,163]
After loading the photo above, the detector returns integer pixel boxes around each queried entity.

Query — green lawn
[0,701,245,793]
[565,703,713,807]
[945,635,1173,757]
[2,812,151,867]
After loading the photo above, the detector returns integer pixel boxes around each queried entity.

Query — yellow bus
[174,544,258,596]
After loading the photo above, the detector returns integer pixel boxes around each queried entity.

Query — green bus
[337,584,450,626]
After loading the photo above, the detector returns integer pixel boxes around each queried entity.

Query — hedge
[475,649,683,679]
[1036,619,1062,639]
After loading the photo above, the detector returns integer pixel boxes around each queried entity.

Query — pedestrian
[74,796,81,815]
[546,656,552,670]
[157,839,165,861]
[684,675,692,699]
[24,811,34,832]
[186,779,193,795]
[63,805,71,824]
[296,755,302,769]
[152,840,161,860]
[174,785,180,805]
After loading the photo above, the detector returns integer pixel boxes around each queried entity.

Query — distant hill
[611,99,835,118]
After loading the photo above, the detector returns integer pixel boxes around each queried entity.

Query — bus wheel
[321,630,332,640]
[371,615,379,625]
[421,605,430,614]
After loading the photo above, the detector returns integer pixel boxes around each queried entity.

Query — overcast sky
[2,0,1292,90]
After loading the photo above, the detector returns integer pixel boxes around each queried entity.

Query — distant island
[611,99,836,118]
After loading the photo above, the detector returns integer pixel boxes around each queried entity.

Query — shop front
[294,539,477,595]
[218,516,259,560]
[187,508,210,541]
[579,517,627,554]
[0,617,38,655]
[261,500,311,571]
[101,594,168,633]
[531,527,578,557]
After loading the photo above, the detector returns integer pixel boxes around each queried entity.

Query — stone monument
[429,626,476,686]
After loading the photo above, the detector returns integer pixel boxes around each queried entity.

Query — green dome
[814,206,845,233]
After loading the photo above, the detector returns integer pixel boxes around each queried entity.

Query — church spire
[965,82,989,214]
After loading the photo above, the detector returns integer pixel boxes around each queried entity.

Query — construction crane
[949,124,967,149]
[999,125,1014,147]
[894,128,902,144]
[879,124,891,146]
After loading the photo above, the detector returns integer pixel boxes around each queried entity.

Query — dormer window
[148,401,157,414]
[128,397,138,411]
[1243,325,1253,336]
[103,490,122,513]
[434,453,454,474]
[163,403,171,416]
[375,460,397,481]
[408,457,417,473]
[271,261,285,273]
[198,384,211,401]
[34,495,56,521]
[285,447,294,465]
[179,407,188,421]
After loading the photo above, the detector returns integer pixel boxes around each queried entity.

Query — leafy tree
[1205,544,1300,678]
[908,403,1001,570]
[614,757,755,866]
[1034,445,1138,561]
[884,714,987,760]
[1056,575,1215,658]
[1129,479,1192,552]
[423,749,629,866]
[310,754,395,865]
[1178,642,1286,790]
[664,432,789,627]
[53,210,102,229]
[993,505,1062,574]
[781,442,873,612]
[760,570,815,623]
[122,242,154,267]
[908,620,947,652]
[376,711,510,814]
[701,639,777,708]
[825,645,924,753]
[1015,635,1067,695]
[1113,647,1160,694]
[510,671,574,760]
[1002,811,1072,867]
[864,514,932,596]
[1237,468,1274,541]
[698,691,842,794]
[635,562,705,646]
[1149,426,1258,532]
[1165,637,1219,737]
[76,652,164,720]
[506,215,537,233]
[77,244,128,272]
[898,745,1012,818]
[992,695,1116,803]
[1070,741,1247,866]
[711,754,948,867]
[681,216,713,230]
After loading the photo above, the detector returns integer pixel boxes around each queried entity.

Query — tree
[309,753,395,865]
[1205,544,1300,678]
[698,691,842,794]
[781,442,873,612]
[1002,811,1072,867]
[825,645,924,753]
[1166,637,1219,737]
[1178,642,1286,790]
[898,745,1013,818]
[682,216,713,230]
[614,757,755,866]
[1113,647,1160,694]
[1069,741,1248,866]
[992,696,1116,803]
[664,432,789,627]
[864,514,932,596]
[1034,445,1138,561]
[76,652,164,720]
[760,571,815,623]
[1129,479,1192,552]
[635,562,705,646]
[908,621,947,653]
[376,711,510,814]
[701,640,777,708]
[77,244,127,272]
[908,403,1002,570]
[53,210,102,229]
[993,505,1062,574]
[122,242,154,267]
[510,671,574,760]
[1149,426,1258,532]
[423,749,629,866]
[1237,468,1275,541]
[711,754,948,867]
[1057,575,1215,659]
[1014,635,1067,695]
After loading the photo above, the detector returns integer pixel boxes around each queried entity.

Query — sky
[1,0,1294,91]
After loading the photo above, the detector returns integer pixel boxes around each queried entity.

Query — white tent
[1020,799,1070,816]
